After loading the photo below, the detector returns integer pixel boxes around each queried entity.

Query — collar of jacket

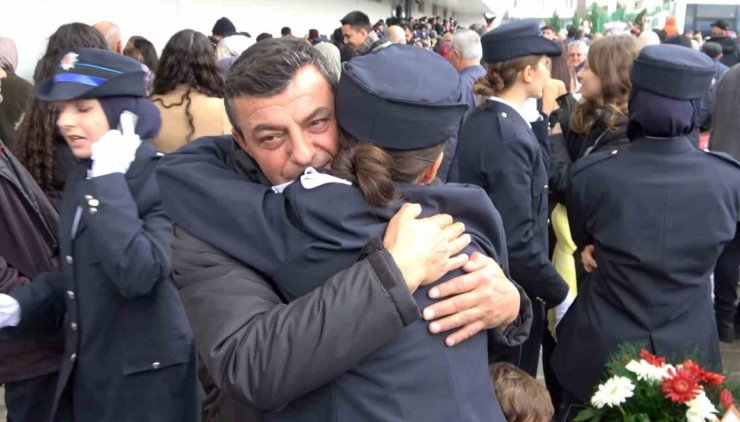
[225,142,272,186]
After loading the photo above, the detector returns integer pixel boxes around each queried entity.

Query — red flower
[640,349,666,366]
[683,360,725,385]
[720,389,735,412]
[661,367,702,404]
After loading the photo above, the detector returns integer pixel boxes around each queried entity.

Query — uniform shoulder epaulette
[702,149,740,169]
[569,149,621,176]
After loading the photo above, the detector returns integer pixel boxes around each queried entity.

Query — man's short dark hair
[703,42,724,59]
[224,38,339,133]
[341,11,371,30]
[256,32,273,42]
[281,26,292,36]
[541,25,555,32]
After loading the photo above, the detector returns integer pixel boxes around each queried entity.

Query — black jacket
[552,136,740,402]
[0,140,63,384]
[549,112,630,204]
[708,36,740,68]
[8,142,198,421]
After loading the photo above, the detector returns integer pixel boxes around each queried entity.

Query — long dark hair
[13,23,107,191]
[331,132,446,207]
[152,29,224,141]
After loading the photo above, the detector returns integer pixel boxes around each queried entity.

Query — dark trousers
[489,302,543,376]
[714,226,740,322]
[5,372,58,422]
[542,326,563,412]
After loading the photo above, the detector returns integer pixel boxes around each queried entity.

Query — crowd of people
[0,8,738,422]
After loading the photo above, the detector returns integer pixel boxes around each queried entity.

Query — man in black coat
[156,38,529,421]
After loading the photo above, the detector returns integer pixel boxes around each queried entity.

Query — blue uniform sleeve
[77,171,171,298]
[8,269,66,331]
[156,138,292,277]
[565,172,592,248]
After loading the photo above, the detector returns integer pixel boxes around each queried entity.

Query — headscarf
[98,97,162,140]
[627,88,697,140]
[0,37,18,72]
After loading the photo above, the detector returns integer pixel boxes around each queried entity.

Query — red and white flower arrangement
[575,347,738,422]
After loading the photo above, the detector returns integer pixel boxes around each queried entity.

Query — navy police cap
[336,44,468,151]
[481,20,561,63]
[631,44,715,100]
[35,48,147,102]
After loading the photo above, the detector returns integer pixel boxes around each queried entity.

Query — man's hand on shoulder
[420,252,520,347]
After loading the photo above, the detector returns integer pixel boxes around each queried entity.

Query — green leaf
[574,408,597,421]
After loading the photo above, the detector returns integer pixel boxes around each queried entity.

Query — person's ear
[522,65,535,83]
[419,152,444,184]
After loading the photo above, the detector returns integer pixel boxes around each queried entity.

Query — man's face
[567,45,586,68]
[405,28,414,42]
[342,24,367,51]
[542,29,557,40]
[231,65,339,185]
[712,26,726,38]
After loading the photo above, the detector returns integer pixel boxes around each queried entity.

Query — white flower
[685,391,718,422]
[590,376,635,409]
[626,359,671,382]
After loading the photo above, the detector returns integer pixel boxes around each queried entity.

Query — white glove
[553,294,575,329]
[0,293,21,328]
[90,111,142,178]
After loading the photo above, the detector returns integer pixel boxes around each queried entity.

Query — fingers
[442,221,466,242]
[445,253,469,274]
[427,269,482,300]
[447,233,472,258]
[421,212,454,230]
[444,320,486,347]
[395,202,422,222]
[462,252,493,273]
[581,245,598,273]
[423,289,479,321]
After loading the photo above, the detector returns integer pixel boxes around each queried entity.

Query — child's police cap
[336,44,468,151]
[631,44,715,100]
[36,47,147,102]
[481,20,561,63]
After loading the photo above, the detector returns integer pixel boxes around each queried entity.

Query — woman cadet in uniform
[157,44,530,421]
[0,48,198,421]
[552,44,740,420]
[450,20,570,376]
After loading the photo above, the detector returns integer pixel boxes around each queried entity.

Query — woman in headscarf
[0,48,198,421]
[0,37,33,148]
[13,23,108,209]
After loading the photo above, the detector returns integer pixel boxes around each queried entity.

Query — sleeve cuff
[489,280,533,347]
[364,246,421,326]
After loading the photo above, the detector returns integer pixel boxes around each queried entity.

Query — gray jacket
[171,226,421,421]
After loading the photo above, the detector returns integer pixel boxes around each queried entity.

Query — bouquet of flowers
[575,345,739,421]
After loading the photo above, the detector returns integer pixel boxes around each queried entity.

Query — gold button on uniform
[70,353,77,362]
[67,290,75,300]
[89,208,98,214]
[65,255,73,264]
[88,199,100,207]
[70,322,78,331]
[152,362,161,369]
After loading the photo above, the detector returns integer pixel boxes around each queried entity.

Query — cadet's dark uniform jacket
[8,142,198,422]
[453,100,569,308]
[552,136,740,402]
